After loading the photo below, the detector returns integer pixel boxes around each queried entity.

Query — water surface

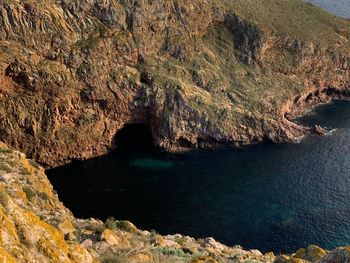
[48,100,350,253]
[305,0,350,18]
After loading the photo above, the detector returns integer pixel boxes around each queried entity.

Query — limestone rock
[313,125,327,135]
[100,229,120,246]
[319,247,350,263]
[0,0,349,167]
[294,245,328,262]
[81,239,93,248]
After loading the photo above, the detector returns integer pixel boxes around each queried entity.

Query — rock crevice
[0,0,349,167]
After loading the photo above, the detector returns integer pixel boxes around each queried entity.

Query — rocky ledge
[0,143,350,263]
[0,0,350,167]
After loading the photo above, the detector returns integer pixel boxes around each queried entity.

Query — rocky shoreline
[0,143,350,263]
[0,0,349,167]
[0,0,350,262]
[280,86,350,142]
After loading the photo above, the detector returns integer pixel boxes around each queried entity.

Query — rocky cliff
[0,1,350,261]
[1,143,350,263]
[0,0,349,166]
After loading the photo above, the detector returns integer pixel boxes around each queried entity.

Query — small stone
[250,249,263,256]
[319,247,350,263]
[265,252,275,258]
[81,239,93,248]
[161,239,181,248]
[100,229,120,246]
[64,232,76,241]
[203,237,226,251]
[313,125,327,135]
[93,241,109,251]
[58,219,75,235]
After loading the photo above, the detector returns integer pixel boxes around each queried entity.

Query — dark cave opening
[112,123,157,155]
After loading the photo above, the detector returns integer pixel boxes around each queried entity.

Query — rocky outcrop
[1,143,350,262]
[0,0,349,167]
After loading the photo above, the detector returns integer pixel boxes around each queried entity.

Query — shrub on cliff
[104,217,117,230]
[104,217,136,233]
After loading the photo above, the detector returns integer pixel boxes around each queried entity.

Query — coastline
[0,143,350,262]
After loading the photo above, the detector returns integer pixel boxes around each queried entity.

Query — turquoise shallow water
[47,1,350,254]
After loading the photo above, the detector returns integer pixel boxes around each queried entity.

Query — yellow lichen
[191,256,218,263]
[58,220,75,235]
[68,244,93,263]
[0,247,17,263]
[0,212,20,246]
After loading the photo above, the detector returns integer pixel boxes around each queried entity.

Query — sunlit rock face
[0,0,349,167]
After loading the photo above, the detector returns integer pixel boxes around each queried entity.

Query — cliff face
[0,0,349,167]
[2,143,350,263]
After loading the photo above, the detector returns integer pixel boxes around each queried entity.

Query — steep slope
[0,0,349,166]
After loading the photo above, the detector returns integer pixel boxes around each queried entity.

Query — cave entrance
[112,123,156,155]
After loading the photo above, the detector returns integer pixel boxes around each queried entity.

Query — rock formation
[1,0,350,262]
[1,143,350,262]
[0,0,349,167]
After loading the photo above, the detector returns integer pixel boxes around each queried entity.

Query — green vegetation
[104,217,136,233]
[19,166,31,176]
[37,192,49,201]
[175,236,187,246]
[22,186,36,201]
[157,247,189,257]
[101,251,126,263]
[0,190,8,206]
[115,220,134,233]
[28,159,41,169]
[0,147,12,154]
[0,163,12,173]
[104,217,117,230]
[224,0,350,47]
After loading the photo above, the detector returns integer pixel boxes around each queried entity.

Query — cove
[47,100,350,253]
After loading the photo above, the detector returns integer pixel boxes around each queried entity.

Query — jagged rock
[202,237,227,251]
[81,239,93,248]
[250,249,263,256]
[0,0,350,261]
[313,125,327,135]
[294,245,328,262]
[275,254,309,263]
[100,229,120,246]
[319,247,350,263]
[0,0,349,167]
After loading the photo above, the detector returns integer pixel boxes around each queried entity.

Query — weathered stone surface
[319,247,350,263]
[0,0,349,167]
[0,0,350,262]
[294,245,328,262]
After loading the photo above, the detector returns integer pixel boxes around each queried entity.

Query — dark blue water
[47,100,350,253]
